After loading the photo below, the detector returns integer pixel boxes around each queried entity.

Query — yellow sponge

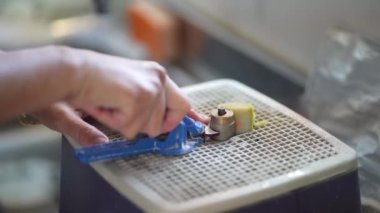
[220,102,254,134]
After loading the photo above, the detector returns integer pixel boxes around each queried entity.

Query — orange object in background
[178,18,205,62]
[127,1,178,63]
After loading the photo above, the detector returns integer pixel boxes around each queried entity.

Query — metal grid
[104,83,338,203]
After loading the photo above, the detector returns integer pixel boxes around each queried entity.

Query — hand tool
[75,116,218,163]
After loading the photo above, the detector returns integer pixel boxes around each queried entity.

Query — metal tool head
[158,116,215,155]
[204,125,220,137]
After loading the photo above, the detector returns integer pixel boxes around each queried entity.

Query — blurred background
[0,0,379,212]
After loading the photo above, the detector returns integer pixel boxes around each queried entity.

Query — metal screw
[217,106,226,116]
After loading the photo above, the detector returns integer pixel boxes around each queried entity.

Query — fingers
[162,78,191,132]
[118,61,167,138]
[34,103,108,146]
[187,108,210,124]
[84,107,129,129]
[80,60,168,139]
[66,50,190,138]
[84,107,133,139]
[162,108,188,133]
[119,93,157,139]
[83,88,162,140]
[141,91,166,137]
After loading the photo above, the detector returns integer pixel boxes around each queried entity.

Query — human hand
[33,103,208,146]
[0,45,207,143]
[33,103,108,146]
[66,49,205,139]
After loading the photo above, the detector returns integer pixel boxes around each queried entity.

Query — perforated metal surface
[82,79,356,213]
[105,82,336,201]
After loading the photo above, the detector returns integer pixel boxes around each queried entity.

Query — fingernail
[93,136,108,144]
[201,114,209,119]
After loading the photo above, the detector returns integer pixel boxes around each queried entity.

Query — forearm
[0,46,80,122]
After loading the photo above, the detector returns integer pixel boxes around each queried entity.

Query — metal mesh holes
[111,83,339,203]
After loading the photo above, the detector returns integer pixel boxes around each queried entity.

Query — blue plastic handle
[74,116,205,163]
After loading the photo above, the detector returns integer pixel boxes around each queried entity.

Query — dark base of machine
[60,137,361,213]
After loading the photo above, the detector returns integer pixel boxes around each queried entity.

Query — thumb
[34,103,108,146]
